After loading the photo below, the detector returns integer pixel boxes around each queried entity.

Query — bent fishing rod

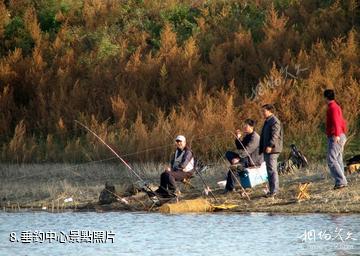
[75,120,179,201]
[74,120,155,194]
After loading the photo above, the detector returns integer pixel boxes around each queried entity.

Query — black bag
[98,182,118,205]
[278,144,308,175]
[346,155,360,165]
[346,155,360,173]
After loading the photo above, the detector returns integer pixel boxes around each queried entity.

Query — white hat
[175,135,186,142]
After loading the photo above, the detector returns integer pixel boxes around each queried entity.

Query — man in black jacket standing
[224,119,263,192]
[260,104,283,197]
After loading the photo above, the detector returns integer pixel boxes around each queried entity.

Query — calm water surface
[0,211,359,256]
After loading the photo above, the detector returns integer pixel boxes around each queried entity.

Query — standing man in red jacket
[324,89,348,189]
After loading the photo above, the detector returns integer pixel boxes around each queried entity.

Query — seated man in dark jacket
[224,119,263,192]
[155,135,194,197]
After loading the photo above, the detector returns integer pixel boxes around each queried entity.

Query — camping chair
[297,182,310,201]
[180,159,208,191]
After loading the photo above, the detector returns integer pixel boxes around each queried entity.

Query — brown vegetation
[0,0,359,163]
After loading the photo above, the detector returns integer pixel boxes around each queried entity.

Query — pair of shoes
[222,188,236,194]
[153,188,176,198]
[333,184,347,190]
[265,192,277,198]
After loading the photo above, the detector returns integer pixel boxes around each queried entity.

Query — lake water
[0,211,359,256]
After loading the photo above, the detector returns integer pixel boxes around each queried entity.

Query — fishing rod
[104,188,129,205]
[227,130,269,191]
[74,120,158,199]
[194,161,218,202]
[8,130,230,182]
[228,130,257,167]
[209,140,251,200]
[157,127,223,201]
[75,120,180,202]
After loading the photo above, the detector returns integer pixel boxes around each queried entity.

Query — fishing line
[226,130,269,191]
[75,120,145,182]
[74,120,166,205]
[211,139,251,200]
[2,129,228,183]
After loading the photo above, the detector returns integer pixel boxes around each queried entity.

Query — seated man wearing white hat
[155,135,194,197]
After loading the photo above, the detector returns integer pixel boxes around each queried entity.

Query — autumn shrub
[0,0,359,163]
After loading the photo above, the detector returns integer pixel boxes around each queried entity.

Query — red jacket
[326,100,346,137]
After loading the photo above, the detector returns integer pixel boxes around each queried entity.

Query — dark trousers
[158,170,192,194]
[225,151,248,191]
[264,153,279,194]
[225,151,249,166]
[225,169,238,191]
[225,163,246,191]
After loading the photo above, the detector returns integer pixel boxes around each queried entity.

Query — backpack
[98,182,118,205]
[278,144,308,175]
[346,155,360,174]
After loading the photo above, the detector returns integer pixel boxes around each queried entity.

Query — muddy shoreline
[2,187,360,214]
[1,163,359,214]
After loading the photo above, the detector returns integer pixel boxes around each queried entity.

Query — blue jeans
[327,134,347,186]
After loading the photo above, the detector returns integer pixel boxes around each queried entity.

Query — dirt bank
[1,163,359,214]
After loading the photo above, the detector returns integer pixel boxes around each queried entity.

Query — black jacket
[259,115,283,154]
[235,131,263,167]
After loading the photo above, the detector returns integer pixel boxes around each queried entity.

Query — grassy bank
[1,162,359,214]
[0,162,159,209]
